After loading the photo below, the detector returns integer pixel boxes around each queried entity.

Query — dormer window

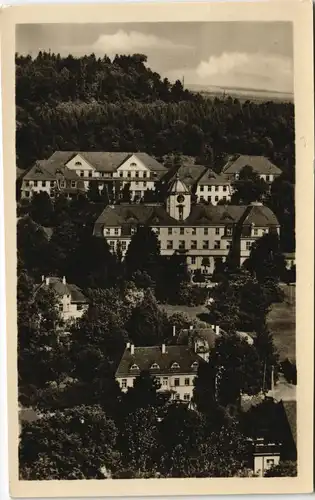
[130,364,140,371]
[150,363,160,370]
[171,362,180,369]
[191,361,199,369]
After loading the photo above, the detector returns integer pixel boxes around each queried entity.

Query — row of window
[109,240,128,251]
[199,185,228,192]
[120,376,193,389]
[166,240,226,250]
[24,180,55,187]
[116,171,152,179]
[155,227,230,236]
[58,303,84,312]
[199,195,229,203]
[24,179,78,189]
[130,361,198,371]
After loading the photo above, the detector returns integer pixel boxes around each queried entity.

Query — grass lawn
[160,284,296,363]
[267,285,296,362]
[159,303,210,326]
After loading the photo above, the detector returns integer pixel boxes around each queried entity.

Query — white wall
[253,454,280,477]
[195,184,232,205]
[21,179,55,198]
[117,373,197,401]
[58,294,88,321]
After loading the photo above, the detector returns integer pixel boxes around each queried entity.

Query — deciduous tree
[19,405,120,480]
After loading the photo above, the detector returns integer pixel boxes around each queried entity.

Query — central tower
[166,174,191,221]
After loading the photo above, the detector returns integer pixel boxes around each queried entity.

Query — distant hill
[186,84,294,103]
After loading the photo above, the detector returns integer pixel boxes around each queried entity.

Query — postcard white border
[1,1,314,497]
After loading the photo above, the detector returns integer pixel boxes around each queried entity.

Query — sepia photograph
[1,1,314,497]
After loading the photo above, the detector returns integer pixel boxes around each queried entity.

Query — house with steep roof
[222,154,282,183]
[35,276,89,321]
[94,175,280,273]
[21,151,167,201]
[115,342,204,402]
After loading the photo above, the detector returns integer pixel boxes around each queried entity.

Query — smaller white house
[222,154,282,183]
[36,276,89,321]
[251,438,281,476]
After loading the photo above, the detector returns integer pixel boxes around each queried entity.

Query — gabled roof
[94,203,279,229]
[197,169,231,186]
[24,160,80,181]
[116,345,203,377]
[16,167,27,180]
[242,203,280,226]
[185,205,246,226]
[35,277,88,304]
[168,164,208,189]
[222,155,282,175]
[94,204,178,229]
[48,151,167,173]
[178,327,217,349]
[282,400,297,448]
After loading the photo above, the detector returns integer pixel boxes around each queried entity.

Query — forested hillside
[16,51,295,177]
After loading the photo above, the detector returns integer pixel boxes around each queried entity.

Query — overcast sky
[16,22,293,93]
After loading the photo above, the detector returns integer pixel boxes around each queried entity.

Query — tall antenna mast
[182,75,185,89]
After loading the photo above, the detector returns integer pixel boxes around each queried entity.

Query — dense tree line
[16,52,294,174]
[17,193,208,305]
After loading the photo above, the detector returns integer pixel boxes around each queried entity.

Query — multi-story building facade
[21,151,167,201]
[94,176,280,273]
[195,170,232,205]
[115,343,204,402]
[35,276,89,321]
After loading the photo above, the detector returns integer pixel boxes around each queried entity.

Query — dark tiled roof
[94,203,279,229]
[35,277,88,303]
[169,164,208,188]
[198,169,231,186]
[222,155,282,175]
[178,327,217,349]
[24,161,80,181]
[94,204,178,228]
[115,345,202,377]
[185,204,246,225]
[24,163,56,181]
[48,151,167,173]
[253,442,281,455]
[16,167,27,179]
[282,401,297,448]
[242,203,280,226]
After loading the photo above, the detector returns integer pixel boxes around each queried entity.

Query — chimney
[41,275,45,282]
[162,344,166,354]
[62,276,66,285]
[211,324,215,331]
[172,325,176,337]
[189,325,194,331]
[126,342,130,349]
[215,325,220,336]
[130,344,135,355]
[45,277,50,286]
